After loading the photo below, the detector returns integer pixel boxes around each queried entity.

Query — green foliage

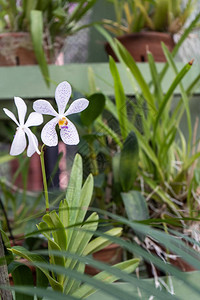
[0,0,97,84]
[95,24,200,226]
[81,93,106,127]
[5,215,200,299]
[10,154,138,297]
[103,0,197,35]
[119,131,139,192]
[30,10,49,86]
[121,190,149,222]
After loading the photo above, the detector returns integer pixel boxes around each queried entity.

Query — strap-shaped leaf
[72,258,140,299]
[121,190,149,221]
[119,131,139,192]
[109,56,128,140]
[30,10,49,86]
[154,60,193,137]
[66,154,82,227]
[37,221,65,285]
[59,199,69,234]
[43,211,67,251]
[84,227,122,256]
[9,261,34,300]
[64,212,99,294]
[81,93,106,126]
[11,246,62,292]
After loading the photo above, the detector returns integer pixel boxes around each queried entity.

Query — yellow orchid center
[58,117,68,129]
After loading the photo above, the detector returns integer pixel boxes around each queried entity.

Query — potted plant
[0,0,97,85]
[103,0,197,62]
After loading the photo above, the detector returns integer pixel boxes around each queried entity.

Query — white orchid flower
[33,81,89,147]
[3,97,43,157]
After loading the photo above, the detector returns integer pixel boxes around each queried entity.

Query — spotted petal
[25,128,40,157]
[25,112,43,127]
[55,81,71,114]
[41,117,58,147]
[14,97,27,125]
[10,128,26,156]
[33,100,57,117]
[60,119,79,145]
[65,98,89,116]
[3,108,19,126]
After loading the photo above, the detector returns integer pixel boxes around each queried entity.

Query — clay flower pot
[85,243,123,276]
[105,31,175,62]
[0,32,64,66]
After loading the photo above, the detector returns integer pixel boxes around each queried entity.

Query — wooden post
[0,233,12,299]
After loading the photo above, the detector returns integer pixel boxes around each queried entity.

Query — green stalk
[153,60,193,142]
[40,145,49,213]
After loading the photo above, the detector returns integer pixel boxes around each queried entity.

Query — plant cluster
[78,14,200,236]
[0,0,96,84]
[103,0,197,36]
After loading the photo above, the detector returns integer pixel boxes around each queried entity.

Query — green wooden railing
[0,63,200,118]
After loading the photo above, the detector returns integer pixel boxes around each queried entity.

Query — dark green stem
[40,145,49,213]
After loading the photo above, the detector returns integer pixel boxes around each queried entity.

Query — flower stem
[40,145,49,213]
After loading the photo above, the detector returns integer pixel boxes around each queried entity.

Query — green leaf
[43,211,67,251]
[0,154,14,164]
[75,173,94,225]
[147,51,163,103]
[154,60,193,136]
[72,258,140,299]
[119,131,139,192]
[66,154,82,244]
[37,220,65,284]
[81,93,106,126]
[35,268,49,300]
[9,261,34,300]
[48,239,65,284]
[95,119,123,148]
[109,56,128,140]
[84,227,122,256]
[30,10,50,86]
[11,246,63,292]
[66,153,82,212]
[121,190,149,221]
[161,42,192,154]
[59,198,69,234]
[116,39,157,114]
[64,212,99,294]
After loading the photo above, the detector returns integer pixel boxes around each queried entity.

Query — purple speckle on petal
[61,126,68,129]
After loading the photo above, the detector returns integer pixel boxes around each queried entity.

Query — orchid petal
[65,98,89,116]
[25,128,40,157]
[41,117,58,147]
[60,119,79,145]
[55,81,71,114]
[33,100,57,116]
[3,108,19,126]
[10,128,26,156]
[14,97,27,125]
[25,112,43,127]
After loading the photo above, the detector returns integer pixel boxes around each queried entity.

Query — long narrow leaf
[154,60,193,136]
[30,10,50,86]
[109,57,128,140]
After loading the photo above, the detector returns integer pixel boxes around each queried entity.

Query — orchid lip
[58,116,68,129]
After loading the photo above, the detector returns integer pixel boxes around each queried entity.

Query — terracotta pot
[105,31,175,62]
[10,153,43,191]
[85,243,123,276]
[145,242,197,278]
[0,32,64,66]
